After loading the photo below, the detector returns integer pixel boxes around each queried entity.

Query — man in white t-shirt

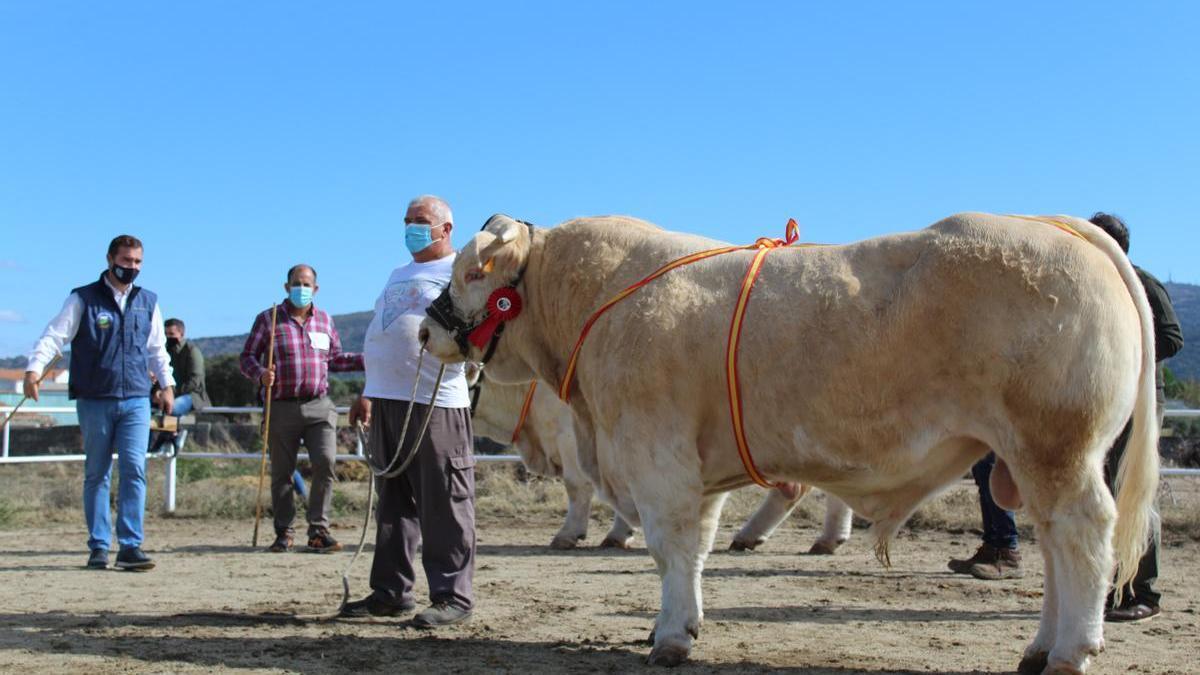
[343,194,476,627]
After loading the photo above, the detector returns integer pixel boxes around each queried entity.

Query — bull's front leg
[550,469,593,549]
[638,484,723,666]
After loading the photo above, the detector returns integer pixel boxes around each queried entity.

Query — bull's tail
[1070,216,1160,598]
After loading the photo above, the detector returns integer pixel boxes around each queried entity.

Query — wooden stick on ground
[251,305,279,547]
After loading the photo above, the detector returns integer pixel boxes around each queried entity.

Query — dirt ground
[0,501,1197,675]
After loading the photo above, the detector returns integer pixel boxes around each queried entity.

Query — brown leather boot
[948,543,999,574]
[969,546,1024,580]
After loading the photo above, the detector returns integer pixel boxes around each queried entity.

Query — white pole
[165,453,177,513]
[2,418,8,458]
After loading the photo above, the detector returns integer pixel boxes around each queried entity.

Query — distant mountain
[6,282,1200,380]
[1164,282,1199,381]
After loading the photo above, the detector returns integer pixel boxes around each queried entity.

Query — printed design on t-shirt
[381,278,444,331]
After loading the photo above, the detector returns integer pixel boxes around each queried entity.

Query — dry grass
[2,460,1198,541]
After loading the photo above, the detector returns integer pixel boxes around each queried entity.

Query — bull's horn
[478,214,523,258]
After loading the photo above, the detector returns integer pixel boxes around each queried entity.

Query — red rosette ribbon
[468,287,524,349]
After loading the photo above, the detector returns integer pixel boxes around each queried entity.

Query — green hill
[191,310,374,357]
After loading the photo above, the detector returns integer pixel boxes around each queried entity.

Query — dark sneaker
[1105,603,1161,623]
[340,594,416,618]
[267,533,293,553]
[948,543,999,574]
[969,546,1023,580]
[411,602,472,628]
[87,549,109,570]
[306,528,342,554]
[115,547,155,571]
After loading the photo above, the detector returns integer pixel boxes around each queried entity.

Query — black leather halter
[424,218,536,365]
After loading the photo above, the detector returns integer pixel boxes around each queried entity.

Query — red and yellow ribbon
[558,218,803,489]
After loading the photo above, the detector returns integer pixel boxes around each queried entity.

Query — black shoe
[306,527,343,553]
[1105,603,1161,623]
[340,594,416,618]
[87,549,109,570]
[411,602,472,628]
[268,533,294,553]
[115,547,155,571]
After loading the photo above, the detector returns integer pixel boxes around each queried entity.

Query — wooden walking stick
[2,354,63,427]
[252,305,279,547]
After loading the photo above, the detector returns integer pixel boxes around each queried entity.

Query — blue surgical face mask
[405,223,440,254]
[289,285,314,307]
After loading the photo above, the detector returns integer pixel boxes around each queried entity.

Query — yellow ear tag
[481,258,495,274]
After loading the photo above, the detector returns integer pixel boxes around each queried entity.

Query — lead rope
[328,347,447,617]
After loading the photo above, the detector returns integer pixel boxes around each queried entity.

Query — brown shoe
[948,543,999,574]
[969,546,1024,580]
[1105,603,1160,623]
[267,533,293,553]
[306,528,342,553]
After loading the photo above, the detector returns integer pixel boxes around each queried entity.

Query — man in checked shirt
[240,264,364,553]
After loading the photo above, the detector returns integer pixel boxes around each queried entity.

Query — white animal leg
[730,486,803,551]
[633,478,709,666]
[1018,525,1057,674]
[600,513,636,549]
[809,494,853,555]
[1031,468,1113,674]
[550,470,592,549]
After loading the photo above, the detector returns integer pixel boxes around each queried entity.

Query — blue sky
[2,2,1197,357]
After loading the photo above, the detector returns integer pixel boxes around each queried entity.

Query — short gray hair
[408,195,453,226]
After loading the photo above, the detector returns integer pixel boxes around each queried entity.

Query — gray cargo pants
[367,397,475,610]
[268,396,338,537]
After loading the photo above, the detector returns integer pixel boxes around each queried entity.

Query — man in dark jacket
[1089,212,1184,623]
[150,317,210,453]
[23,234,173,571]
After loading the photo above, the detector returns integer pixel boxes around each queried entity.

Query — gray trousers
[1103,387,1165,607]
[368,397,475,610]
[268,397,338,537]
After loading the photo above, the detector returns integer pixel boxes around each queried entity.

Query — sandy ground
[0,509,1197,675]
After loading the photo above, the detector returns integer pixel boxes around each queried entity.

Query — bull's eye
[497,297,512,312]
[464,270,487,283]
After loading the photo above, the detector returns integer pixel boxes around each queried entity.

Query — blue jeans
[972,453,1018,550]
[172,394,194,417]
[77,397,150,551]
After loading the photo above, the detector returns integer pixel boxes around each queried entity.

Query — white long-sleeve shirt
[25,275,175,388]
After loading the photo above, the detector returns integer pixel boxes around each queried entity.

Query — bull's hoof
[1017,651,1048,674]
[599,536,632,550]
[647,643,690,667]
[806,540,842,555]
[549,535,582,550]
[1043,661,1085,675]
[729,538,762,552]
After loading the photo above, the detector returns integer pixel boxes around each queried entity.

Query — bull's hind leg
[632,476,718,666]
[1018,528,1057,674]
[1022,465,1114,674]
[810,493,854,555]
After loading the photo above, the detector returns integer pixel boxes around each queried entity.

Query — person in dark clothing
[150,318,210,453]
[1089,212,1184,623]
[947,453,1023,580]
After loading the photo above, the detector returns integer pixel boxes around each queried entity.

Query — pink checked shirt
[239,301,364,401]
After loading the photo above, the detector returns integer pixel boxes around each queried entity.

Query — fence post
[165,454,177,513]
[2,418,9,458]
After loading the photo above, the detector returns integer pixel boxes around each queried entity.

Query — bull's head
[419,214,534,366]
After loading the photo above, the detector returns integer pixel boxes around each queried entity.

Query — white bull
[421,212,1158,674]
[469,373,854,552]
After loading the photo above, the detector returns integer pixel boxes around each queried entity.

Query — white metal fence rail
[3,405,1199,513]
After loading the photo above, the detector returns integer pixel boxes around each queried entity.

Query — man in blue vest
[24,234,175,571]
